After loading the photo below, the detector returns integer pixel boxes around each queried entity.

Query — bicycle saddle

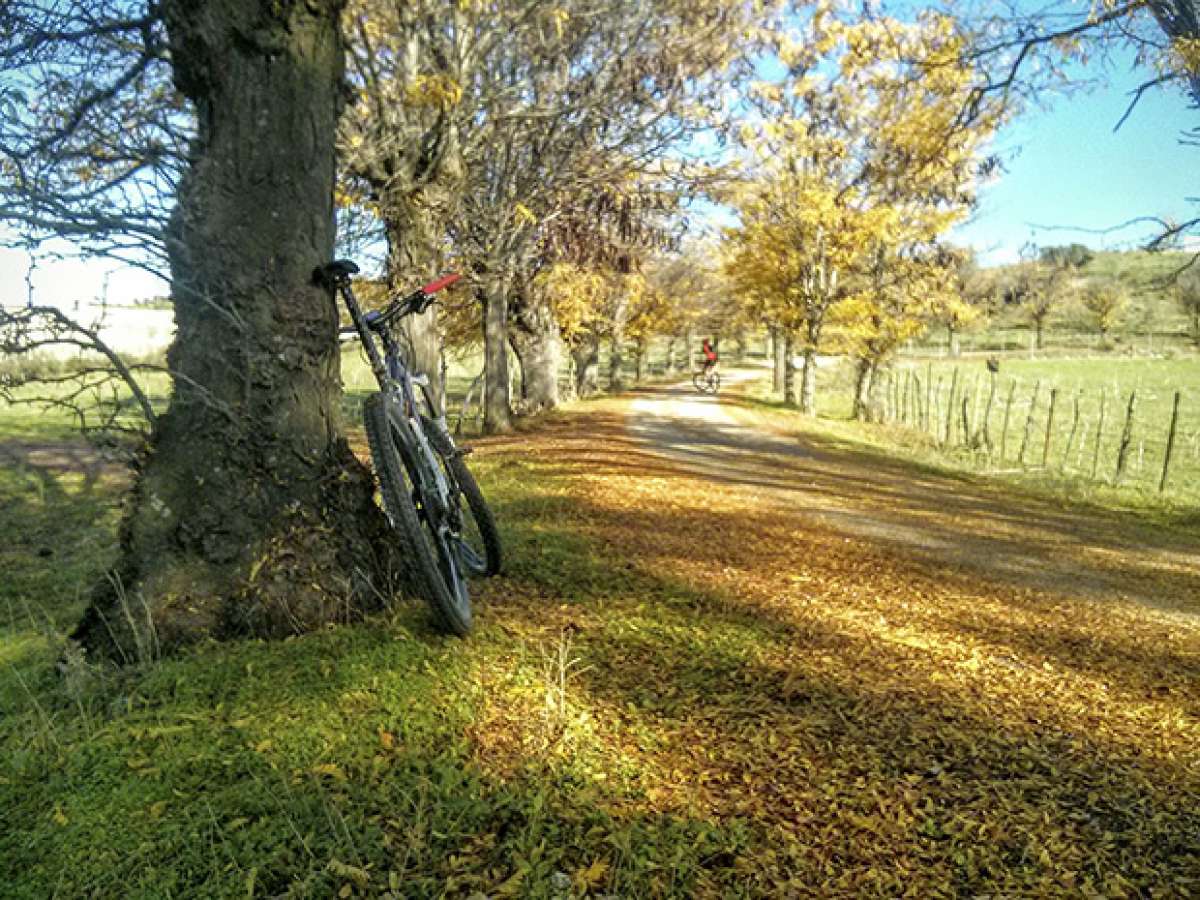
[313,259,360,286]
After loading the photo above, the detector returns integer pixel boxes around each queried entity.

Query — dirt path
[627,372,1200,620]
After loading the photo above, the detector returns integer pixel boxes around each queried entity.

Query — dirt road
[627,372,1200,621]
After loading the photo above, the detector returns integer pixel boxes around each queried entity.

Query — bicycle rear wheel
[363,393,471,635]
[420,416,502,577]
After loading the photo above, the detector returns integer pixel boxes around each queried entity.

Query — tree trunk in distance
[385,215,444,413]
[508,293,563,413]
[74,0,397,660]
[947,324,960,358]
[678,327,692,372]
[852,357,871,421]
[571,332,600,398]
[799,347,817,414]
[771,326,785,395]
[608,290,628,392]
[483,278,513,433]
[783,333,796,407]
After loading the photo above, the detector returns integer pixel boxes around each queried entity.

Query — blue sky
[0,44,1196,309]
[953,51,1197,263]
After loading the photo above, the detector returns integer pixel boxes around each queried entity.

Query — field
[732,352,1200,520]
[910,249,1200,357]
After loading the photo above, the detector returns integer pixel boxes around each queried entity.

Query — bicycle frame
[333,278,458,525]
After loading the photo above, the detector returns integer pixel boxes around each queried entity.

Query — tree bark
[74,0,397,660]
[771,325,785,395]
[799,348,817,414]
[633,336,646,383]
[509,291,563,414]
[570,332,600,398]
[852,357,872,421]
[384,213,444,413]
[482,278,513,433]
[783,332,796,407]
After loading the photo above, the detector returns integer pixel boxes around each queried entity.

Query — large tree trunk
[74,0,396,660]
[571,332,600,398]
[509,292,563,414]
[482,278,512,433]
[385,213,444,413]
[608,290,629,392]
[783,332,796,407]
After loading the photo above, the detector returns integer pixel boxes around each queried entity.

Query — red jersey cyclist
[701,337,718,375]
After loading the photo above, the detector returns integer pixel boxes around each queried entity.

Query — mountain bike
[692,366,721,394]
[315,259,501,635]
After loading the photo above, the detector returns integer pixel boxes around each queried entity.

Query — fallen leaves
[463,406,1200,895]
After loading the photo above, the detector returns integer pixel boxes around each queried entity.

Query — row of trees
[0,0,751,655]
[3,0,1197,656]
[954,248,1200,352]
[721,7,1004,416]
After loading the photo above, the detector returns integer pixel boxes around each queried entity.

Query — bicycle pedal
[453,447,474,458]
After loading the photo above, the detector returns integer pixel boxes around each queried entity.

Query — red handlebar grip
[420,273,462,295]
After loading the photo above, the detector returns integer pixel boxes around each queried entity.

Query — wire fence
[870,363,1198,498]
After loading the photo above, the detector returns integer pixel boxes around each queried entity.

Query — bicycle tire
[693,371,720,394]
[420,416,502,577]
[363,393,471,635]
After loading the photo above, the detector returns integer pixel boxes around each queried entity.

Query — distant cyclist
[701,337,718,375]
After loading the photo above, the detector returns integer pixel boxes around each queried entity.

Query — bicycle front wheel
[420,417,502,578]
[363,393,471,635]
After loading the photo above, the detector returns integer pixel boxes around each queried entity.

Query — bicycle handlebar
[421,273,462,295]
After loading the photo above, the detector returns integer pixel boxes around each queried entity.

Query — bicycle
[315,259,502,635]
[692,365,721,394]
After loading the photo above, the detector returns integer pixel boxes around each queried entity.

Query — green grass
[910,250,1200,356]
[732,355,1200,522]
[0,411,749,898]
[4,371,1198,896]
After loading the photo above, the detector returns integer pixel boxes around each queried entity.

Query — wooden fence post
[1160,390,1182,492]
[1092,387,1107,480]
[1114,389,1138,484]
[1041,387,1059,467]
[1018,380,1041,466]
[981,372,998,452]
[944,367,960,446]
[925,364,933,432]
[1061,390,1082,473]
[999,378,1017,462]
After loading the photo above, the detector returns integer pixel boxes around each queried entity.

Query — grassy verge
[735,359,1200,526]
[4,391,1197,897]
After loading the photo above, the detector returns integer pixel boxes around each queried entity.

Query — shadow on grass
[473,479,1200,893]
[3,402,1198,897]
[526,391,1200,615]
